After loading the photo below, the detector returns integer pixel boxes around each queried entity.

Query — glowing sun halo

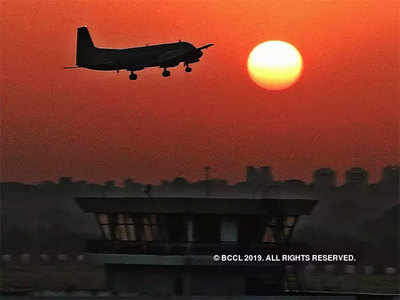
[247,41,303,90]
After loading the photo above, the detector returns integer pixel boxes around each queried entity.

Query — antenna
[205,166,211,197]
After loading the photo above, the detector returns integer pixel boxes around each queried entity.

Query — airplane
[64,27,214,80]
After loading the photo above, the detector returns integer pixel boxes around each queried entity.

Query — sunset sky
[1,0,399,185]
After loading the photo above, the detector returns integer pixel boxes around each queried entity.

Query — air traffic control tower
[75,197,317,297]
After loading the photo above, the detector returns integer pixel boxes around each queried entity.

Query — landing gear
[129,72,137,80]
[184,62,192,73]
[162,68,171,77]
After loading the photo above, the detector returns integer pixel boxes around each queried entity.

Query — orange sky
[1,0,399,184]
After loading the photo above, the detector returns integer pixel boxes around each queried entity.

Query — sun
[247,41,303,90]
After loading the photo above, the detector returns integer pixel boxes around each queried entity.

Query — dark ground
[1,263,399,294]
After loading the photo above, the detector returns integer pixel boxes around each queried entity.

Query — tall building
[76,196,317,297]
[381,165,399,185]
[246,166,274,186]
[345,167,368,186]
[313,168,337,189]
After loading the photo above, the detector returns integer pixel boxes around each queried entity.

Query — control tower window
[263,226,275,243]
[116,214,129,240]
[239,216,263,245]
[194,215,220,243]
[285,216,296,227]
[283,216,297,241]
[125,214,137,241]
[166,215,185,242]
[262,216,298,243]
[96,213,112,240]
[141,214,168,242]
[220,216,238,242]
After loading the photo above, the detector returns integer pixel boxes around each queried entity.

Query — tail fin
[76,27,95,66]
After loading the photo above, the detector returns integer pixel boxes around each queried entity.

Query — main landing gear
[162,68,171,77]
[184,62,192,73]
[129,71,137,80]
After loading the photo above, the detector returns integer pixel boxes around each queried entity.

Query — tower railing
[85,240,309,255]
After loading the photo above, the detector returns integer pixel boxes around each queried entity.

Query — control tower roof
[75,197,317,215]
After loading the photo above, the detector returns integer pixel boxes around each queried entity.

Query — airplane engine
[185,50,202,63]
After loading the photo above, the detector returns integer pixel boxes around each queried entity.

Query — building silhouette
[76,196,317,296]
[345,167,368,186]
[381,165,399,185]
[246,166,274,186]
[313,168,336,189]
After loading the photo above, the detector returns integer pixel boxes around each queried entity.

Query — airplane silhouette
[64,27,214,80]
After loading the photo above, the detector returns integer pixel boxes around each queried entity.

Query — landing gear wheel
[162,70,171,77]
[129,73,137,80]
[185,66,192,73]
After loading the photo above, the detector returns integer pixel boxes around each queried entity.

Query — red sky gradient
[1,0,399,185]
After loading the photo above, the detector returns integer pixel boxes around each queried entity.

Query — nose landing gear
[129,71,137,80]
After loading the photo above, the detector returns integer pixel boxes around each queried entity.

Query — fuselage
[79,42,199,71]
